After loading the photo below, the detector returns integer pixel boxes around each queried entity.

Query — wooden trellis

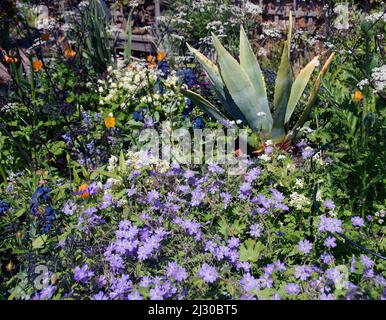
[258,0,325,29]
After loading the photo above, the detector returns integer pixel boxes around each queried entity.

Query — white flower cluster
[289,192,311,210]
[363,11,386,23]
[244,1,262,16]
[98,62,181,109]
[333,3,350,30]
[126,150,170,173]
[357,64,386,93]
[370,65,386,93]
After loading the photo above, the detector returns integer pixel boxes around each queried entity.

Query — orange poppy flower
[64,48,76,59]
[78,184,90,199]
[32,59,43,72]
[354,90,363,102]
[104,113,116,129]
[147,55,157,68]
[157,51,166,61]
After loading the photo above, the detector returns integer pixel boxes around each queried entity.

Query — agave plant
[182,13,335,147]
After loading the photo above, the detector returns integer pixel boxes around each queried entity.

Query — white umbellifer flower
[277,154,286,161]
[364,11,386,23]
[357,79,369,90]
[244,1,262,16]
[258,154,271,162]
[333,3,350,30]
[294,178,304,189]
[289,192,311,210]
[370,65,386,93]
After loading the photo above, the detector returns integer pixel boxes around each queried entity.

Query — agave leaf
[239,26,271,122]
[181,88,228,122]
[287,52,336,142]
[271,40,292,141]
[186,43,222,88]
[212,34,272,133]
[187,44,246,122]
[271,13,294,142]
[285,55,319,124]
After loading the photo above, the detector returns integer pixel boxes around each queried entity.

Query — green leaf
[180,88,228,122]
[285,56,319,124]
[119,149,126,175]
[14,207,26,218]
[212,34,272,133]
[239,25,270,122]
[32,235,48,249]
[73,167,81,185]
[94,169,122,181]
[272,14,294,142]
[124,16,132,61]
[239,239,263,262]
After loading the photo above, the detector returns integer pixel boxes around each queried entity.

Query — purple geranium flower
[74,264,94,283]
[197,263,218,284]
[298,239,312,254]
[166,262,188,282]
[351,216,364,227]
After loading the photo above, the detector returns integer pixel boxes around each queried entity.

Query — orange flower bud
[78,184,90,199]
[104,113,116,129]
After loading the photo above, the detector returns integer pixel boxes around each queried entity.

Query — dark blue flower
[133,110,144,122]
[157,61,170,79]
[182,98,193,117]
[193,116,204,129]
[0,199,10,215]
[177,68,196,89]
[42,206,56,233]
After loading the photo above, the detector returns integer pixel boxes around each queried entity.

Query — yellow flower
[64,48,76,59]
[78,184,90,199]
[354,90,363,102]
[104,113,116,129]
[157,51,166,61]
[32,59,43,72]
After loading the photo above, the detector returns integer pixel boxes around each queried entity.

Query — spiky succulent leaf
[187,44,246,122]
[271,13,294,142]
[212,34,272,133]
[287,52,336,142]
[239,25,271,125]
[180,88,228,122]
[285,56,319,124]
